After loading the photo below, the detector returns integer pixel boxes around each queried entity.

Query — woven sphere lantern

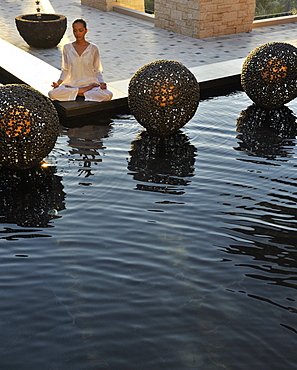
[0,84,59,169]
[241,42,297,109]
[128,60,200,136]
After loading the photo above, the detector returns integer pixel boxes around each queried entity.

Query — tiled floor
[1,0,297,83]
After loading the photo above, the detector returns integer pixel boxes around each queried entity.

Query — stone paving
[1,0,297,83]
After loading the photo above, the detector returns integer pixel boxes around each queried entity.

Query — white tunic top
[59,42,105,87]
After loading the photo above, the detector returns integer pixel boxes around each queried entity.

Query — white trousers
[48,85,113,102]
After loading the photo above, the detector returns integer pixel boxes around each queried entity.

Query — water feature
[0,90,296,369]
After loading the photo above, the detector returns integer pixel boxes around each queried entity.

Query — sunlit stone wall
[81,0,256,38]
[81,0,144,11]
[154,0,199,38]
[155,0,256,38]
[198,0,256,38]
[81,0,116,12]
[115,0,145,11]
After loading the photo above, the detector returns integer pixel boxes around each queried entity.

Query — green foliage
[255,0,297,17]
[145,0,154,14]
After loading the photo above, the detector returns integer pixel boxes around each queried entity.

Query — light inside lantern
[261,59,287,83]
[153,80,178,107]
[0,106,32,137]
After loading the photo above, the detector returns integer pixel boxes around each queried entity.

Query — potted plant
[15,1,67,48]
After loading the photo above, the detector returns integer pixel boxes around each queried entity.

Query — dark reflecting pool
[0,91,296,369]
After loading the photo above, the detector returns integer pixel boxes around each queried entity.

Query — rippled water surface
[0,91,297,369]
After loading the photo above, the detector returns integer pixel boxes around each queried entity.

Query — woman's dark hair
[72,18,87,29]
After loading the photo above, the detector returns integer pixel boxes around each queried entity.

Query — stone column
[154,0,256,39]
[81,0,116,12]
[154,0,199,38]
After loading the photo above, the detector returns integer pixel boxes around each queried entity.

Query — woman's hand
[100,82,107,90]
[51,80,63,88]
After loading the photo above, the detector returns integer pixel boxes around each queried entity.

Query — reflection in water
[65,124,112,179]
[220,208,297,326]
[1,91,297,368]
[217,101,297,336]
[235,104,297,159]
[127,130,197,194]
[223,211,297,280]
[219,181,297,336]
[0,165,65,230]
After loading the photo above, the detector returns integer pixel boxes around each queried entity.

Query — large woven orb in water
[0,84,59,169]
[241,42,297,109]
[128,60,200,136]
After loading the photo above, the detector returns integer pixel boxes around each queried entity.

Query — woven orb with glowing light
[241,42,297,109]
[128,60,200,136]
[0,84,59,169]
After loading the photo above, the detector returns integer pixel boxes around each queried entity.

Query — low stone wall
[82,0,144,13]
[81,0,116,12]
[116,0,144,11]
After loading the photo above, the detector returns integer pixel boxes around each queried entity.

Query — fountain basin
[15,14,67,48]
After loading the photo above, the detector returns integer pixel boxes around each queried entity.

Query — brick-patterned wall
[155,0,256,39]
[154,0,199,38]
[198,0,256,38]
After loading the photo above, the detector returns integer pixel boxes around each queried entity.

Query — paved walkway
[1,0,297,84]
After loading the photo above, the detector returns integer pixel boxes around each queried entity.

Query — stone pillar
[154,0,256,39]
[154,0,199,38]
[81,0,116,12]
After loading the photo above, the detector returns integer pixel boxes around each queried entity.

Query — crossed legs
[48,83,113,102]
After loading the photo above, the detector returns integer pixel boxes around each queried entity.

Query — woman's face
[72,22,88,41]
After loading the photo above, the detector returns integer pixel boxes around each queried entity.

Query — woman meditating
[49,18,113,102]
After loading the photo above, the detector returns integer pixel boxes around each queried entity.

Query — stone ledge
[113,6,154,23]
[253,14,297,28]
